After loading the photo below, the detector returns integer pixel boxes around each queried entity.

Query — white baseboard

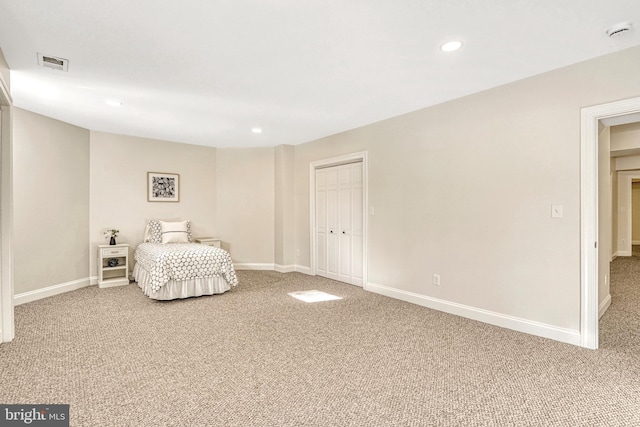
[366,282,581,346]
[611,252,618,262]
[14,277,92,306]
[234,263,313,275]
[275,264,296,273]
[599,294,612,319]
[295,265,313,275]
[234,263,275,270]
[618,250,632,257]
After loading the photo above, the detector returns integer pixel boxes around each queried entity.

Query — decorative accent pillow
[147,220,163,243]
[160,220,190,244]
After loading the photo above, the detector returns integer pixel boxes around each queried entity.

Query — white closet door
[338,165,352,283]
[315,162,363,286]
[350,163,364,286]
[315,169,328,278]
[326,167,339,281]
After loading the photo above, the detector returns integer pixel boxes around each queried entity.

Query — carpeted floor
[0,267,639,426]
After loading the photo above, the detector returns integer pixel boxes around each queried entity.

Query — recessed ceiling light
[440,41,463,52]
[252,128,263,134]
[105,99,123,107]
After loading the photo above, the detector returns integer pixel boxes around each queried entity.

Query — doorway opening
[581,96,640,349]
[631,179,640,252]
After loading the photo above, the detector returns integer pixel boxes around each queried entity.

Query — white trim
[0,78,13,343]
[367,282,581,346]
[599,294,611,319]
[295,265,313,275]
[276,264,314,275]
[274,264,296,273]
[581,96,640,350]
[233,263,313,274]
[90,275,99,286]
[14,277,92,306]
[234,263,275,271]
[617,250,632,257]
[611,252,618,262]
[309,151,368,286]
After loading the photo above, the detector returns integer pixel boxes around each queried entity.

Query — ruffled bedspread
[135,243,238,292]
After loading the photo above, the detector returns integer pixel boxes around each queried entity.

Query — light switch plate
[551,204,563,218]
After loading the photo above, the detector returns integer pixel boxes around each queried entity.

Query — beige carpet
[0,268,639,426]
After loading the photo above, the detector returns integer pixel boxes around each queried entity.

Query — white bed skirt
[133,263,231,300]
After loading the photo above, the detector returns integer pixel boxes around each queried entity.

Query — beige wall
[293,45,640,332]
[616,155,640,171]
[611,122,640,153]
[89,131,217,277]
[274,145,295,267]
[14,122,278,286]
[216,147,275,265]
[13,108,90,293]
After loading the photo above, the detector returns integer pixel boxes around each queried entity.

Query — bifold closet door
[315,162,363,286]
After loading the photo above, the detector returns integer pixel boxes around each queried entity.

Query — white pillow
[160,220,189,244]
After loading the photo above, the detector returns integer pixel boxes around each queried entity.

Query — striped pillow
[160,220,190,243]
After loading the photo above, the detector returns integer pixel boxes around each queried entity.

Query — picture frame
[147,172,180,202]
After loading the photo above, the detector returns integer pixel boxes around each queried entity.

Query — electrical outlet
[432,274,440,286]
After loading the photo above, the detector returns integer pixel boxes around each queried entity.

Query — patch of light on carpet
[288,290,342,303]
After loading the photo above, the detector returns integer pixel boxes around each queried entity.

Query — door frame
[616,172,640,257]
[581,96,640,349]
[309,151,368,288]
[0,72,13,344]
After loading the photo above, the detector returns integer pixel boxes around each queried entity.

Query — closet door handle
[330,230,334,234]
[342,231,346,234]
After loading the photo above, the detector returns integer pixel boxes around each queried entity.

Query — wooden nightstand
[195,237,221,248]
[98,244,130,288]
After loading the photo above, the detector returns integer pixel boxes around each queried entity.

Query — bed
[133,220,238,300]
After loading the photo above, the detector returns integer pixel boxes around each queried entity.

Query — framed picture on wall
[147,172,180,202]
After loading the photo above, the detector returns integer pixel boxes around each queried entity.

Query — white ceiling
[0,1,639,148]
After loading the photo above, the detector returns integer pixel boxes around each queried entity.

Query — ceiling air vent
[37,53,69,71]
[606,22,633,38]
